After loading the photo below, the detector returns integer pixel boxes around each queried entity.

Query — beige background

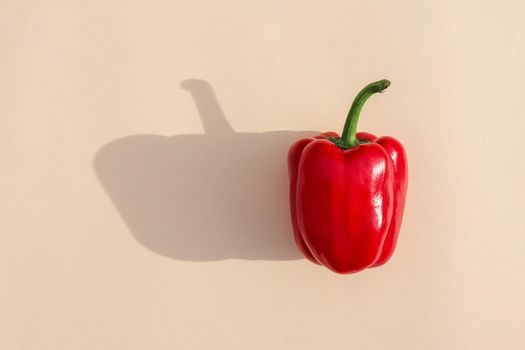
[2,1,525,349]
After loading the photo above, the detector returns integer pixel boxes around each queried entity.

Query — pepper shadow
[93,79,316,261]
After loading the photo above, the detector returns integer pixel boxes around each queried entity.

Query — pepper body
[288,80,408,274]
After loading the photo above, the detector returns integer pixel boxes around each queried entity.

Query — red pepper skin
[371,136,408,267]
[287,80,408,274]
[288,132,338,264]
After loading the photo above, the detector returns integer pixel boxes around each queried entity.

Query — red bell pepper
[288,80,408,274]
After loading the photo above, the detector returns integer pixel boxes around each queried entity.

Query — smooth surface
[297,138,394,273]
[2,1,525,349]
[289,131,406,273]
[373,135,408,266]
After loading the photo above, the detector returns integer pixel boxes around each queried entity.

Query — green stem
[335,79,391,149]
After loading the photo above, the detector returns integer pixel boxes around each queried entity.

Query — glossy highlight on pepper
[288,80,408,274]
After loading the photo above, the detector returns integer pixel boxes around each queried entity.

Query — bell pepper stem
[336,79,391,149]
